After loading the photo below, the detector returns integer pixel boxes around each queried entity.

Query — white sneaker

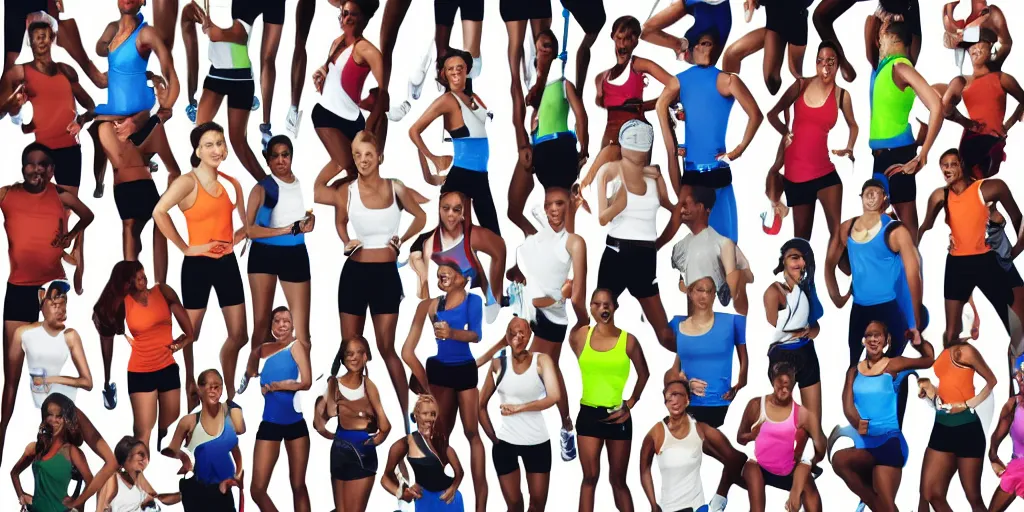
[709,494,728,512]
[285,106,302,139]
[469,56,482,79]
[409,42,433,101]
[484,300,501,324]
[523,35,536,88]
[387,100,412,122]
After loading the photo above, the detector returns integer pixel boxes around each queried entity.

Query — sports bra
[518,229,572,324]
[962,72,1006,133]
[785,83,838,183]
[185,405,239,485]
[260,343,303,425]
[95,14,156,116]
[450,93,490,172]
[23,66,77,149]
[495,353,549,446]
[607,176,660,241]
[321,42,370,122]
[22,325,77,408]
[934,347,976,404]
[1,183,66,286]
[945,179,990,256]
[108,473,149,512]
[408,432,454,492]
[603,58,645,108]
[125,288,175,374]
[772,283,810,344]
[182,172,235,256]
[657,417,704,511]
[348,179,401,249]
[337,377,366,401]
[579,327,630,409]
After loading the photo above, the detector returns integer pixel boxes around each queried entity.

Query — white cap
[25,11,58,36]
[618,119,654,153]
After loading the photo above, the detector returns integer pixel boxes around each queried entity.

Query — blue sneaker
[102,382,117,410]
[185,101,197,124]
[237,374,250,394]
[251,96,260,111]
[260,123,272,151]
[560,428,577,461]
[854,502,866,512]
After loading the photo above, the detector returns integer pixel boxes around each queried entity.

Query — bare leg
[220,303,250,400]
[743,461,767,512]
[87,123,108,197]
[989,487,1018,512]
[285,435,312,512]
[290,0,316,110]
[180,2,202,106]
[577,435,604,512]
[0,320,29,464]
[919,448,956,512]
[812,0,859,82]
[605,439,634,511]
[871,465,902,512]
[341,476,375,512]
[574,32,600,98]
[832,448,882,508]
[788,43,807,80]
[529,338,571,430]
[497,469,526,512]
[279,280,311,346]
[371,313,409,434]
[260,23,284,126]
[152,0,180,50]
[129,390,158,448]
[316,127,357,176]
[246,273,279,378]
[817,182,843,242]
[251,440,282,512]
[184,308,207,411]
[637,295,674,352]
[763,29,785,94]
[379,0,415,91]
[54,19,103,86]
[525,469,551,512]
[457,387,488,512]
[227,107,268,182]
[156,387,180,449]
[864,15,881,69]
[722,28,766,76]
[99,335,114,389]
[792,203,816,241]
[956,456,987,512]
[893,200,919,244]
[507,159,537,236]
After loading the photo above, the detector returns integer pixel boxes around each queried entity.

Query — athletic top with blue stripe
[207,0,253,80]
[869,54,916,150]
[450,93,490,172]
[260,343,303,425]
[677,66,734,172]
[186,405,239,484]
[254,175,306,246]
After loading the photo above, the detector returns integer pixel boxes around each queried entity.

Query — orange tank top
[182,172,235,258]
[962,72,1006,133]
[946,179,990,256]
[934,346,976,404]
[125,288,176,373]
[1,183,67,285]
[23,65,77,150]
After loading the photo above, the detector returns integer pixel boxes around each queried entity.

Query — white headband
[618,119,654,153]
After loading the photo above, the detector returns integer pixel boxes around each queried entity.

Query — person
[831,320,934,512]
[942,0,1012,70]
[478,317,562,512]
[152,123,248,408]
[941,29,1024,180]
[643,0,732,66]
[918,149,1024,357]
[315,335,391,511]
[92,261,192,450]
[247,308,312,512]
[736,362,825,512]
[867,20,943,242]
[95,436,182,511]
[988,354,1024,511]
[10,393,93,512]
[656,30,764,244]
[508,29,588,236]
[864,0,923,68]
[560,0,605,97]
[763,239,825,424]
[402,262,487,511]
[723,0,814,94]
[410,48,499,235]
[2,0,102,86]
[433,0,483,82]
[502,0,552,187]
[238,135,314,390]
[569,289,650,512]
[161,369,244,512]
[765,41,857,240]
[0,145,92,463]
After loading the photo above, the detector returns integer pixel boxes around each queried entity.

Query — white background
[2,0,1024,510]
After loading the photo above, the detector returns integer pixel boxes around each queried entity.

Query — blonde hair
[413,394,438,417]
[352,130,379,151]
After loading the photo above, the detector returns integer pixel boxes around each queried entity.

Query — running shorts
[181,254,246,310]
[597,236,659,300]
[338,260,403,315]
[113,179,160,223]
[492,440,552,476]
[784,170,841,207]
[256,420,309,442]
[127,363,181,394]
[248,242,311,283]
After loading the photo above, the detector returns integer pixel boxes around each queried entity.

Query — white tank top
[109,473,149,512]
[496,354,549,446]
[773,282,810,344]
[452,93,489,138]
[657,417,705,511]
[268,175,306,228]
[518,229,572,324]
[321,45,362,121]
[348,179,401,249]
[22,325,77,408]
[338,377,366,401]
[608,176,660,241]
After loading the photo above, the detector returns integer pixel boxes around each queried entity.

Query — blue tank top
[848,216,903,307]
[187,408,239,484]
[434,293,482,364]
[671,312,746,407]
[260,343,303,424]
[677,66,734,172]
[95,14,156,116]
[852,371,900,438]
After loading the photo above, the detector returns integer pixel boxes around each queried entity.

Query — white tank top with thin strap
[519,229,572,324]
[496,353,550,446]
[338,377,366,401]
[348,179,401,249]
[22,325,77,408]
[452,93,489,138]
[773,282,810,344]
[657,416,705,511]
[109,473,149,512]
[321,45,361,121]
[608,176,660,241]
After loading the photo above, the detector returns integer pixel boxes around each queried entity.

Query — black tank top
[408,432,454,492]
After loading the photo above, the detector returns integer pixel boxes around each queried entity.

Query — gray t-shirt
[670,227,749,306]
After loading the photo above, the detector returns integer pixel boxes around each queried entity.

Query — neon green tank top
[535,78,570,139]
[869,55,916,150]
[579,327,630,408]
[31,446,73,512]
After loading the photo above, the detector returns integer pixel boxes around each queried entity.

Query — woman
[316,335,391,511]
[568,289,650,512]
[916,335,996,511]
[152,122,248,408]
[11,393,93,512]
[248,307,312,512]
[92,261,193,450]
[402,262,487,511]
[723,0,813,94]
[409,48,500,235]
[479,317,562,511]
[989,354,1024,511]
[95,436,181,511]
[766,41,858,240]
[381,394,465,510]
[161,369,244,512]
[502,0,552,190]
[832,320,934,511]
[864,0,922,68]
[240,135,314,389]
[312,0,387,182]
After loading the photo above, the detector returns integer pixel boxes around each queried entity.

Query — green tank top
[535,78,570,140]
[30,446,73,512]
[869,55,916,150]
[579,327,630,408]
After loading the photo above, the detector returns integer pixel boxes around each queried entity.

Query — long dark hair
[327,336,372,404]
[190,122,225,168]
[36,393,83,460]
[93,260,145,338]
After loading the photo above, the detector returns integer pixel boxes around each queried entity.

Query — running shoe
[484,300,502,325]
[559,428,577,461]
[93,183,104,199]
[237,374,250,395]
[251,96,260,111]
[149,161,159,173]
[285,106,302,139]
[708,494,728,512]
[507,282,535,323]
[854,502,866,512]
[185,101,197,124]
[102,382,117,410]
[260,123,273,151]
[408,42,433,101]
[387,100,412,122]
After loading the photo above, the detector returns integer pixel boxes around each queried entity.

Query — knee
[250,481,270,501]
[766,74,782,95]
[464,426,481,443]
[527,495,545,512]
[507,494,525,512]
[581,472,600,487]
[811,10,828,31]
[290,479,308,497]
[922,487,947,505]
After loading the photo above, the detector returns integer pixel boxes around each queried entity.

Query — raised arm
[633,57,674,88]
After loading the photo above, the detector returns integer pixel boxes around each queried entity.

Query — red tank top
[125,288,176,373]
[341,50,370,104]
[962,73,1006,133]
[1,183,67,285]
[602,60,645,108]
[784,85,838,183]
[23,65,77,150]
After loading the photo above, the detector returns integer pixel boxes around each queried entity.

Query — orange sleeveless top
[23,65,77,150]
[125,288,176,373]
[946,180,990,256]
[934,347,976,404]
[962,73,1006,133]
[182,172,234,258]
[1,183,66,285]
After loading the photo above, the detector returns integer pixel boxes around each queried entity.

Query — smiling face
[782,249,806,284]
[343,338,369,374]
[272,310,293,340]
[860,185,887,213]
[612,27,639,64]
[196,130,228,168]
[199,372,224,407]
[124,443,149,473]
[414,399,439,437]
[438,193,465,232]
[43,402,64,437]
[863,321,889,358]
[686,277,715,312]
[968,40,992,66]
[771,372,795,402]
[442,55,469,93]
[816,46,838,84]
[436,265,465,293]
[544,188,570,232]
[664,381,690,417]
[266,142,292,178]
[940,153,964,185]
[352,138,380,177]
[340,2,367,34]
[590,290,616,324]
[22,149,53,193]
[691,34,716,66]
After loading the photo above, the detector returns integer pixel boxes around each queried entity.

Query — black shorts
[532,135,579,191]
[783,170,840,207]
[330,431,378,481]
[426,357,478,391]
[1008,264,1024,288]
[768,340,821,388]
[4,0,48,54]
[561,0,606,34]
[576,404,631,441]
[944,252,1013,303]
[959,130,1005,179]
[50,145,82,188]
[688,405,730,428]
[871,144,917,204]
[3,282,42,323]
[500,0,552,22]
[597,236,659,300]
[492,440,552,476]
[763,0,811,46]
[441,166,501,236]
[760,465,795,491]
[256,420,309,442]
[238,0,286,25]
[127,363,181,394]
[531,309,567,343]
[181,254,246,310]
[127,115,161,147]
[113,179,160,223]
[203,75,255,111]
[435,0,484,26]
[927,415,985,458]
[338,260,403,315]
[247,242,311,283]
[312,103,365,141]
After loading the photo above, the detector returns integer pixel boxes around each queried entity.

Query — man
[868,21,943,243]
[3,0,103,87]
[656,29,763,244]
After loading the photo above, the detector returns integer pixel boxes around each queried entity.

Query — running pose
[765,41,857,241]
[989,354,1024,511]
[95,436,182,511]
[942,0,1012,70]
[723,0,813,94]
[643,0,732,66]
[569,289,650,512]
[92,261,192,450]
[286,0,340,138]
[152,123,248,408]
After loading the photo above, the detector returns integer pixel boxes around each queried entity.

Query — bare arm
[511,353,561,413]
[57,187,94,240]
[68,445,94,488]
[766,80,801,136]
[68,409,118,509]
[159,284,194,350]
[64,64,97,119]
[472,226,507,304]
[941,77,973,128]
[641,2,688,56]
[918,188,945,241]
[764,284,782,327]
[655,79,682,190]
[890,227,924,329]
[10,445,35,502]
[94,474,117,512]
[380,439,410,498]
[625,334,649,409]
[959,344,998,410]
[366,379,392,445]
[724,74,763,160]
[598,183,627,226]
[800,408,827,463]
[153,177,197,253]
[655,172,676,211]
[478,360,499,443]
[359,42,388,131]
[409,97,452,168]
[841,368,861,426]
[139,26,179,112]
[401,300,431,391]
[566,81,589,158]
[990,7,1012,67]
[736,398,760,446]
[395,181,428,245]
[989,397,1016,467]
[639,428,659,509]
[984,180,1024,258]
[887,338,936,373]
[1001,73,1024,133]
[838,87,858,154]
[568,235,588,329]
[633,57,675,88]
[45,329,92,390]
[896,63,944,166]
[207,20,249,44]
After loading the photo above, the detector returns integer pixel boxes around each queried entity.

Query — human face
[612,28,639,65]
[352,139,380,177]
[535,34,557,67]
[544,189,570,231]
[816,47,838,84]
[506,318,531,354]
[22,150,53,192]
[436,265,464,293]
[43,402,64,437]
[340,2,366,33]
[968,41,992,66]
[343,339,368,374]
[443,55,469,93]
[860,186,886,213]
[124,444,149,473]
[664,382,690,416]
[771,373,795,402]
[438,194,464,231]
[415,401,438,437]
[119,0,144,15]
[200,374,224,406]
[272,311,293,340]
[266,143,292,178]
[590,291,616,324]
[42,293,68,328]
[691,35,716,66]
[686,277,715,311]
[678,193,705,224]
[782,249,806,284]
[940,154,964,185]
[131,269,148,294]
[196,131,228,168]
[29,27,53,57]
[863,322,889,358]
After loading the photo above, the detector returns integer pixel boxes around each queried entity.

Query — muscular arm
[641,2,687,56]
[625,334,649,409]
[1001,73,1024,134]
[139,26,179,111]
[57,187,94,240]
[46,329,92,390]
[655,79,682,190]
[989,397,1016,466]
[152,176,196,253]
[380,439,410,498]
[639,428,659,509]
[62,64,97,118]
[889,226,923,329]
[841,368,861,426]
[723,74,763,159]
[888,338,935,373]
[409,97,451,167]
[568,235,588,328]
[917,188,946,242]
[401,300,431,391]
[633,57,674,88]
[990,7,1013,67]
[824,221,851,306]
[736,398,760,446]
[984,180,1024,258]
[245,185,292,239]
[942,77,972,128]
[359,42,388,132]
[395,181,428,244]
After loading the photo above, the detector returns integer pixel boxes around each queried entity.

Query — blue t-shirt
[434,293,482,364]
[671,312,746,407]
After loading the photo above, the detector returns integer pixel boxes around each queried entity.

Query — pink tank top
[1012,398,1024,459]
[603,59,645,108]
[754,396,799,476]
[784,84,838,183]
